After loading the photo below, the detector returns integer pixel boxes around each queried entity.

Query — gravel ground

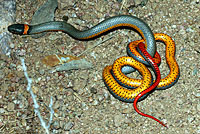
[0,0,200,133]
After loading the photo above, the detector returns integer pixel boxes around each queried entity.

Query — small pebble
[135,0,142,5]
[194,92,200,98]
[90,87,97,94]
[0,108,6,113]
[53,121,60,129]
[64,122,73,131]
[97,94,104,102]
[187,116,195,123]
[179,29,186,35]
[39,69,45,75]
[7,102,15,111]
[92,99,99,106]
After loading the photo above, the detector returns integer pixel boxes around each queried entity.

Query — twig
[47,96,54,128]
[20,58,54,134]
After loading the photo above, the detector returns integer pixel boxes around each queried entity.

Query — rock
[31,0,58,38]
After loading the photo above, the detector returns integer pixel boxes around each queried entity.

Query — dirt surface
[0,0,200,133]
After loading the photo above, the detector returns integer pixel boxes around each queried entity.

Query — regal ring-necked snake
[8,15,180,127]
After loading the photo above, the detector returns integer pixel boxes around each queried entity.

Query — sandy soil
[0,0,200,133]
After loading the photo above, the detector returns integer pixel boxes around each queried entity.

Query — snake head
[8,24,26,35]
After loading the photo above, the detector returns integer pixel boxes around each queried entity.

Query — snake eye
[8,24,25,35]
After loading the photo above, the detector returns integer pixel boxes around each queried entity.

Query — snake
[8,15,179,127]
